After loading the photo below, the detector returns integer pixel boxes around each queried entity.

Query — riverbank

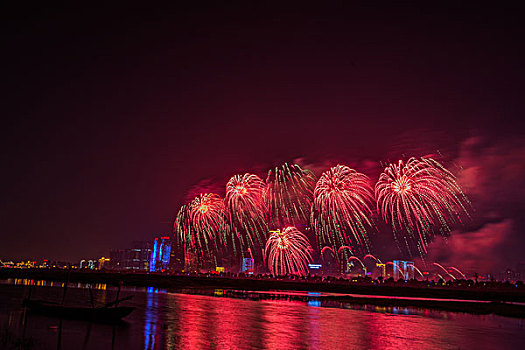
[1,268,524,301]
[2,282,523,350]
[2,268,525,318]
[224,289,525,319]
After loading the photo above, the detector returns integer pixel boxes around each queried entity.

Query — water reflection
[1,280,524,349]
[308,292,321,307]
[140,292,525,350]
[144,287,166,349]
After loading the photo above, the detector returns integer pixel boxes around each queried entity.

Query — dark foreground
[1,282,524,350]
[1,268,525,318]
[23,298,135,322]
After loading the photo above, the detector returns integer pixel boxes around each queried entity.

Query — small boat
[22,271,134,322]
[23,298,135,322]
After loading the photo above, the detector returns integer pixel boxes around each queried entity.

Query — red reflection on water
[173,293,207,349]
[211,295,266,348]
[262,300,310,349]
[315,306,370,349]
[170,292,268,349]
[364,310,459,350]
[143,292,523,350]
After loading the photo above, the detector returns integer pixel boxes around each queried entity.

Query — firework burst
[189,193,229,243]
[173,193,233,262]
[174,204,193,252]
[265,226,312,276]
[375,157,470,254]
[225,173,268,250]
[266,163,316,228]
[312,165,374,255]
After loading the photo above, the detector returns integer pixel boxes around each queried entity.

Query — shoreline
[223,289,525,319]
[2,268,525,318]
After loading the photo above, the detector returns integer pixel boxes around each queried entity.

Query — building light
[308,264,322,269]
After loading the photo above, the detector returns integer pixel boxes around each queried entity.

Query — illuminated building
[150,236,172,272]
[0,260,14,268]
[98,257,110,270]
[15,261,36,268]
[169,241,184,272]
[109,241,152,271]
[393,260,414,280]
[376,263,386,278]
[241,258,254,274]
[80,259,96,269]
[308,264,322,274]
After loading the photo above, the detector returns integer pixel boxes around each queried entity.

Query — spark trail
[226,173,268,251]
[266,163,316,228]
[312,165,374,255]
[265,226,313,276]
[376,157,469,255]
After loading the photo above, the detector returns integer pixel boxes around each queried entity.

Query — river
[0,279,523,349]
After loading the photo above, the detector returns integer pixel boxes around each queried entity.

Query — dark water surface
[0,279,524,349]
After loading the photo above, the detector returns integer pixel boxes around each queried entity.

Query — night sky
[2,3,524,272]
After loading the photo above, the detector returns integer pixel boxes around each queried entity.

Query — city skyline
[2,3,525,274]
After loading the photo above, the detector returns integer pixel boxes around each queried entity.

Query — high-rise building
[129,241,152,270]
[149,236,172,272]
[109,241,152,271]
[241,258,254,274]
[393,260,415,280]
[376,263,386,278]
[169,240,184,272]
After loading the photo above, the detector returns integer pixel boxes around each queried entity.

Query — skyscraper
[109,241,152,271]
[149,236,172,272]
[393,260,415,280]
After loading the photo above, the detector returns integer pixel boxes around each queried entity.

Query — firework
[312,165,374,255]
[225,173,268,250]
[449,266,467,279]
[175,193,233,261]
[265,226,312,276]
[189,193,228,240]
[363,254,383,264]
[410,264,425,279]
[433,262,456,280]
[266,163,316,228]
[386,261,406,279]
[175,204,194,254]
[321,246,336,259]
[348,256,366,272]
[375,157,469,254]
